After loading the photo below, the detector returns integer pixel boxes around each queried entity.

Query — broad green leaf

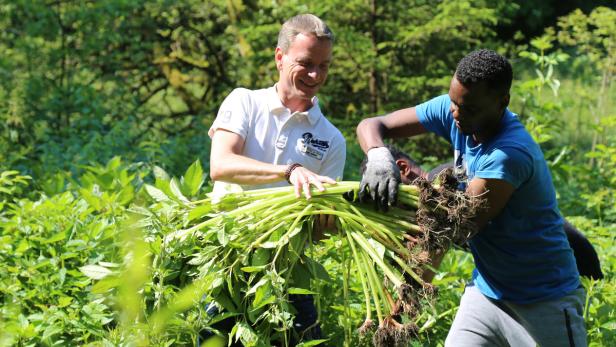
[170,177,190,203]
[182,159,205,197]
[79,265,113,280]
[98,261,120,268]
[199,335,226,347]
[145,184,170,202]
[291,262,311,290]
[79,187,102,210]
[153,165,170,181]
[234,321,261,347]
[252,279,275,310]
[117,184,135,205]
[252,295,276,311]
[245,277,268,296]
[42,324,63,341]
[57,296,73,308]
[15,239,30,254]
[41,230,66,244]
[251,248,270,267]
[217,228,229,246]
[91,276,121,294]
[214,291,238,312]
[206,312,241,326]
[304,257,331,282]
[368,238,386,259]
[287,288,317,295]
[188,204,212,222]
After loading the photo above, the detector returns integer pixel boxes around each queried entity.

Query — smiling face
[275,32,332,112]
[448,75,510,142]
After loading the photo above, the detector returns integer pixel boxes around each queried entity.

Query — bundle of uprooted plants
[160,169,484,347]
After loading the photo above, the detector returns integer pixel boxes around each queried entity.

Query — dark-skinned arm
[466,177,515,233]
[356,108,428,209]
[356,107,428,152]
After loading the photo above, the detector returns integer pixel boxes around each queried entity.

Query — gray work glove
[359,147,401,211]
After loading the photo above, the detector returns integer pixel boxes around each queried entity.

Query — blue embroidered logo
[301,132,330,150]
[300,132,329,160]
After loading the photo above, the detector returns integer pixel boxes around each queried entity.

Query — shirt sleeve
[319,131,346,181]
[414,94,454,140]
[208,88,252,139]
[474,146,533,189]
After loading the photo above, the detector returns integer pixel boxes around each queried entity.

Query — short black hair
[455,49,512,95]
[359,145,418,175]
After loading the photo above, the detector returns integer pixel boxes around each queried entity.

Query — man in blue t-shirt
[356,49,587,346]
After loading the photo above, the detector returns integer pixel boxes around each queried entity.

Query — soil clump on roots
[415,167,486,252]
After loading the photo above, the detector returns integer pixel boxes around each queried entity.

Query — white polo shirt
[209,85,346,191]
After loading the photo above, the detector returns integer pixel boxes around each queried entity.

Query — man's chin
[456,125,474,136]
[296,90,318,100]
[297,84,320,97]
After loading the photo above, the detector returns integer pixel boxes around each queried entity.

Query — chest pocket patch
[300,132,329,161]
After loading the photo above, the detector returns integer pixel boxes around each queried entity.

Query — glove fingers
[388,178,399,206]
[358,180,369,203]
[377,180,389,211]
[370,181,378,203]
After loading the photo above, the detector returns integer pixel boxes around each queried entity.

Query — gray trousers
[445,284,587,347]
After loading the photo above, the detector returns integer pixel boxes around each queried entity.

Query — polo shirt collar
[267,85,322,126]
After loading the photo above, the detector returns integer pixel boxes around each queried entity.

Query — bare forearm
[357,117,387,153]
[466,177,514,233]
[356,108,427,153]
[210,153,287,185]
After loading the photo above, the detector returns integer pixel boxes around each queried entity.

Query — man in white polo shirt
[207,13,345,345]
[209,14,345,198]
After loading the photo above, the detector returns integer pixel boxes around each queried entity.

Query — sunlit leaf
[80,265,113,280]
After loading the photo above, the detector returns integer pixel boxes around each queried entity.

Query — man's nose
[450,104,459,117]
[308,66,323,80]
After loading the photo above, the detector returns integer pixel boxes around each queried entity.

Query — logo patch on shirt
[300,132,329,160]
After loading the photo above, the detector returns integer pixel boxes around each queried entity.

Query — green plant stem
[358,249,383,323]
[344,225,372,323]
[361,250,393,317]
[350,231,404,287]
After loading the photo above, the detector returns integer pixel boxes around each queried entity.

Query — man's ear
[500,93,510,110]
[396,159,411,179]
[275,47,284,71]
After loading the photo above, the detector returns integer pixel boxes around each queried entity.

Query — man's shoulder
[220,86,276,116]
[418,94,451,109]
[490,112,539,154]
[226,86,266,100]
[414,94,454,140]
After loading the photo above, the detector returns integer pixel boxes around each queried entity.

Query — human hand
[359,147,401,210]
[288,165,336,199]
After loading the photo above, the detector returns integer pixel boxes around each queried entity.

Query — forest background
[0,0,614,346]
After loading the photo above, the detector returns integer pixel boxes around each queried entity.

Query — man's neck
[472,110,506,144]
[276,86,313,113]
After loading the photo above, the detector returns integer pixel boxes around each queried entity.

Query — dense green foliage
[0,1,614,346]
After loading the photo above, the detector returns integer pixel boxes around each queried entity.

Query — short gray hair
[277,14,334,53]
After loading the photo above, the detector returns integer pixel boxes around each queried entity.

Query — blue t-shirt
[416,94,580,304]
